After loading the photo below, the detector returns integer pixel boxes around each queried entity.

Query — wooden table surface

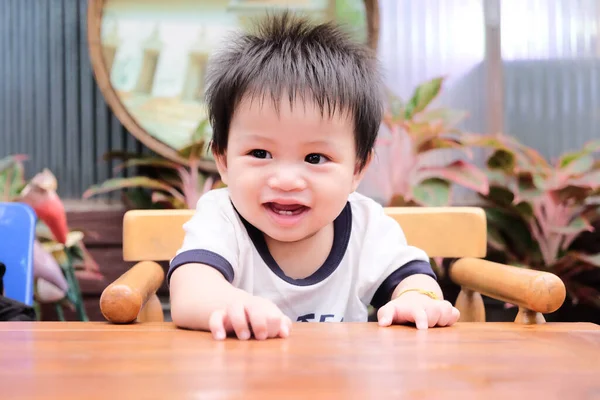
[1,322,599,399]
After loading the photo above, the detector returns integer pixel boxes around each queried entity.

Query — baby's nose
[267,168,307,191]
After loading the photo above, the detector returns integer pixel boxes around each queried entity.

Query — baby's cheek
[232,172,262,196]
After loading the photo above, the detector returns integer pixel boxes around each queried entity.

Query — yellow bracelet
[394,288,440,301]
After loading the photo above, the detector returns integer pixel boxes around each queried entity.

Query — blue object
[0,202,36,305]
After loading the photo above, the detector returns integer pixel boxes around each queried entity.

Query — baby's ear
[214,151,228,185]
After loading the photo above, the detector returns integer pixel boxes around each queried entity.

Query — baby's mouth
[265,202,309,216]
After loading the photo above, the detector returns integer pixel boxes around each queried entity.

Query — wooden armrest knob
[100,261,165,324]
[450,258,566,314]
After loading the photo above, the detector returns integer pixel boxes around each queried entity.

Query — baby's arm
[169,263,291,340]
[359,199,459,330]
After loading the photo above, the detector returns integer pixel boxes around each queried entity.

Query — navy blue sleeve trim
[167,249,234,285]
[370,260,437,309]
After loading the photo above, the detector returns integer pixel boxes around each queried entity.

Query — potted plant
[84,123,223,209]
[364,76,490,208]
[360,77,490,283]
[1,155,102,321]
[465,133,600,322]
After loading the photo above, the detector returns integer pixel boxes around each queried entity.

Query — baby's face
[215,96,367,243]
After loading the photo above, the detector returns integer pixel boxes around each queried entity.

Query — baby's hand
[208,295,292,340]
[377,290,460,330]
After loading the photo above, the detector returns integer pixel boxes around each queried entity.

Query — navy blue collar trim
[234,202,352,286]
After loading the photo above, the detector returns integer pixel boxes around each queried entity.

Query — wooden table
[1,322,599,399]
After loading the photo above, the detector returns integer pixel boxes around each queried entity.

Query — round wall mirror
[87,0,377,172]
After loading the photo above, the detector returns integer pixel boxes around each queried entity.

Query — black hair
[204,11,383,170]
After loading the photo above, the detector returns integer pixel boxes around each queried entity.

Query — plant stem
[65,249,89,322]
[55,303,65,321]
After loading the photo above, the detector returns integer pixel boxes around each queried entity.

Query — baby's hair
[204,11,384,170]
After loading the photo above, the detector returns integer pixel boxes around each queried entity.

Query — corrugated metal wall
[377,0,487,133]
[0,0,143,199]
[1,0,599,199]
[504,60,600,160]
[502,0,600,160]
[377,0,600,161]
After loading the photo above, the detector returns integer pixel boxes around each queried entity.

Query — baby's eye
[305,153,328,164]
[250,149,272,159]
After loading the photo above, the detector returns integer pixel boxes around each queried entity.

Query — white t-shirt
[168,188,435,323]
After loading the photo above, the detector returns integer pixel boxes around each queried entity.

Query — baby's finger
[425,304,441,328]
[411,307,429,330]
[227,303,251,340]
[265,311,284,339]
[449,306,460,326]
[279,316,292,338]
[376,303,397,327]
[247,308,268,340]
[208,309,228,340]
[435,300,454,327]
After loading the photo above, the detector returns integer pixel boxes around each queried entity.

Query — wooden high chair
[99,207,566,325]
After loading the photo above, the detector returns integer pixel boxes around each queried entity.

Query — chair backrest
[122,206,487,262]
[0,202,37,305]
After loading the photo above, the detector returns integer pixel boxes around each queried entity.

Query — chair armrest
[449,257,566,314]
[99,261,165,324]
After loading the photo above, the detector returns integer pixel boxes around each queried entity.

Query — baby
[168,12,460,340]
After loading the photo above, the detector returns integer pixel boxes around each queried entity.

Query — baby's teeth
[277,210,293,215]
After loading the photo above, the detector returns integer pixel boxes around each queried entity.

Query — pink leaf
[568,170,600,189]
[202,176,214,194]
[413,160,489,195]
[569,252,600,267]
[415,147,473,170]
[388,128,416,196]
[33,240,68,292]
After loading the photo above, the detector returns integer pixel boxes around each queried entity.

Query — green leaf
[178,139,209,161]
[69,243,86,263]
[516,175,544,202]
[151,192,186,209]
[484,207,538,259]
[411,178,450,206]
[460,134,506,149]
[387,92,406,122]
[487,149,516,172]
[415,136,463,153]
[487,226,508,252]
[0,155,27,199]
[485,169,511,187]
[101,150,143,161]
[486,185,515,206]
[192,118,211,142]
[0,154,27,173]
[404,77,443,119]
[113,157,181,173]
[559,140,600,168]
[416,108,468,128]
[82,177,185,203]
[559,154,594,175]
[123,188,156,209]
[550,215,593,235]
[514,201,534,219]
